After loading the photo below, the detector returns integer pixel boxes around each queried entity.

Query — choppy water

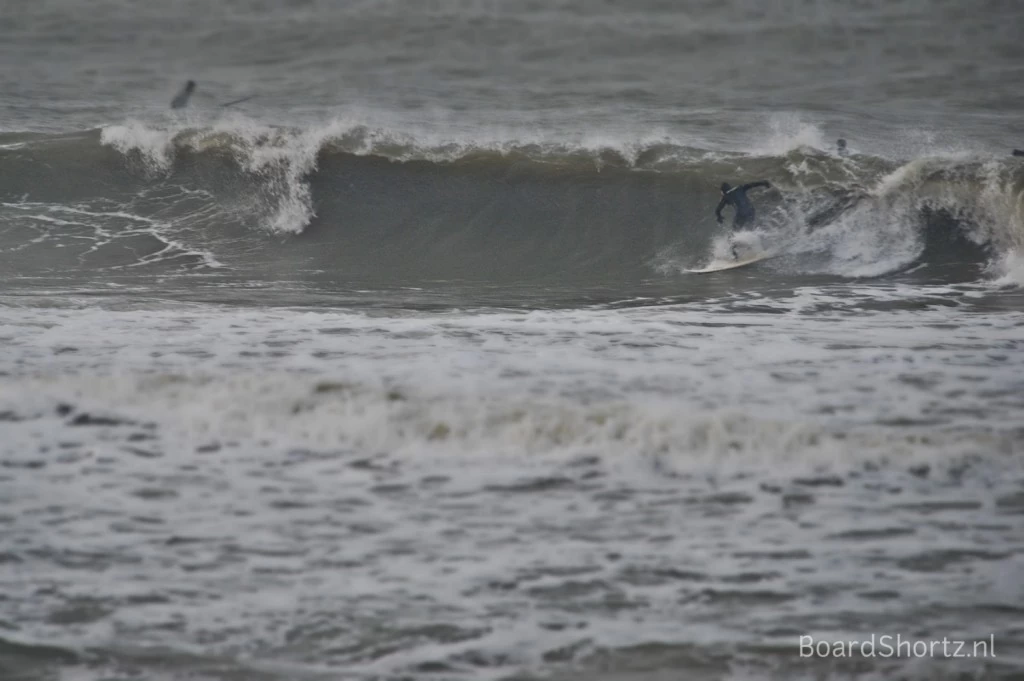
[2,1,1024,680]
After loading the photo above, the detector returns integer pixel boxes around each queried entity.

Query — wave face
[1,120,1022,290]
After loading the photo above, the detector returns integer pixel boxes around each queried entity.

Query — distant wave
[0,121,1021,286]
[0,635,82,666]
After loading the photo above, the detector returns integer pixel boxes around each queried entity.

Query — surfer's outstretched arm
[715,196,728,224]
[222,95,256,108]
[741,180,771,192]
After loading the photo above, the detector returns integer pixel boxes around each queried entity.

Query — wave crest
[0,120,1020,284]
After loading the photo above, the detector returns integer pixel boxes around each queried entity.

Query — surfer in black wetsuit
[171,80,196,109]
[1013,149,1024,157]
[837,138,849,157]
[716,180,771,259]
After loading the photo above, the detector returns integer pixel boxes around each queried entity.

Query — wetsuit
[171,81,196,109]
[715,181,771,229]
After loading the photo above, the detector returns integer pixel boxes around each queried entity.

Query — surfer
[837,138,849,156]
[716,181,771,230]
[716,180,772,259]
[1013,149,1024,157]
[171,80,196,109]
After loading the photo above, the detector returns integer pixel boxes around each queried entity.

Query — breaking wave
[0,119,1021,286]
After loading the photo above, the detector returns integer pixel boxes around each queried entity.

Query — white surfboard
[685,252,776,274]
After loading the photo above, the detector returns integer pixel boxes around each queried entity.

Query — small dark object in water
[171,80,196,109]
[70,413,133,427]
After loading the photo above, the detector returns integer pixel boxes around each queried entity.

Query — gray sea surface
[1,1,1024,680]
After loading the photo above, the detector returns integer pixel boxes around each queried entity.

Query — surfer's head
[185,80,196,93]
[720,182,731,194]
[837,138,847,149]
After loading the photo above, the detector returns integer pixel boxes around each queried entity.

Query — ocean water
[2,1,1023,680]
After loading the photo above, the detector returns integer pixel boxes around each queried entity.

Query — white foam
[751,113,828,156]
[100,120,176,173]
[2,297,1021,472]
[765,152,1024,278]
[0,199,223,270]
[991,250,1024,287]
